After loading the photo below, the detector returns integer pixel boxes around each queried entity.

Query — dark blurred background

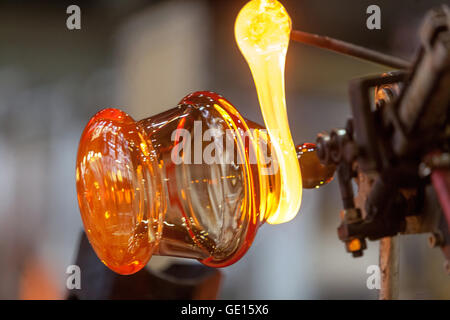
[0,0,448,299]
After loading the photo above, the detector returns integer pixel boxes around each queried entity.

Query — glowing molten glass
[235,0,302,224]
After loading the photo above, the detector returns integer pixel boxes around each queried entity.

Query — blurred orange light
[348,238,362,252]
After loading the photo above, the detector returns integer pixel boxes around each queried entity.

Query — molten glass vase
[76,91,285,274]
[76,91,334,275]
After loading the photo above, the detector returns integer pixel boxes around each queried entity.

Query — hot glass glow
[235,0,302,224]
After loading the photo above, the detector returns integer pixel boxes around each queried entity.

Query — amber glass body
[76,92,281,274]
[76,91,334,275]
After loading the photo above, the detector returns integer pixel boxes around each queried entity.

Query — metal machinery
[314,5,450,298]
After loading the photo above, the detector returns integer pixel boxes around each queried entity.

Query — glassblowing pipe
[290,29,411,70]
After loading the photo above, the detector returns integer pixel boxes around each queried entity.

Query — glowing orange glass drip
[235,0,302,224]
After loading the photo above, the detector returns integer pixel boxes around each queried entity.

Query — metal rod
[379,236,400,300]
[290,30,411,70]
